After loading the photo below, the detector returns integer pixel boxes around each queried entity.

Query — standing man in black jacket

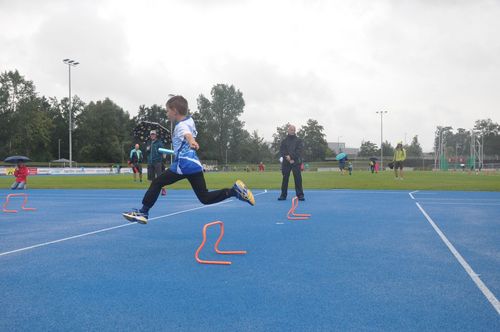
[278,124,305,201]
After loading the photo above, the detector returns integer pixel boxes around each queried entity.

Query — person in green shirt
[393,142,406,180]
[129,143,143,182]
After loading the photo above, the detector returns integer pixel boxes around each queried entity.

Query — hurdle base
[195,221,246,265]
[287,196,311,220]
[2,193,36,213]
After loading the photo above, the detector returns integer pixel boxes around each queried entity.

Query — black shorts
[147,162,165,181]
[394,161,404,170]
[132,163,142,174]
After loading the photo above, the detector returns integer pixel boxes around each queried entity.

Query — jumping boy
[123,95,255,224]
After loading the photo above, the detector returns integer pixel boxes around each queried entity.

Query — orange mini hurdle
[287,196,311,220]
[3,193,36,213]
[195,221,246,265]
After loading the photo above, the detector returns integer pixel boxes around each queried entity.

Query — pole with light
[63,59,79,167]
[337,136,342,153]
[376,110,388,170]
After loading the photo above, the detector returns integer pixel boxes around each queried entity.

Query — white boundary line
[0,190,268,258]
[0,223,133,257]
[415,198,500,201]
[415,202,500,315]
[409,190,419,200]
[417,202,500,206]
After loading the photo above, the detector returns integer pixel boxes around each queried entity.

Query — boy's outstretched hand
[185,133,199,150]
[190,140,200,150]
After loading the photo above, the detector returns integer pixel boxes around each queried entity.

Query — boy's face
[166,106,179,121]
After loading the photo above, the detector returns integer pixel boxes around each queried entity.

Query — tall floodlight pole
[63,59,79,167]
[337,136,343,153]
[481,131,485,169]
[376,111,388,169]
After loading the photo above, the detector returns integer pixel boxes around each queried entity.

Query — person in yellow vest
[393,142,406,180]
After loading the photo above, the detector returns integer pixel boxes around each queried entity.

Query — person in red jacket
[11,161,29,190]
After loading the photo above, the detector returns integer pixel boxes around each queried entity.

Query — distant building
[326,142,360,161]
[327,142,359,156]
[343,147,360,155]
[328,142,345,153]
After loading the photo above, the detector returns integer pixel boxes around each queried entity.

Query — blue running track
[0,189,499,331]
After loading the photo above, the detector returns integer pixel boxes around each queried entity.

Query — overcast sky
[1,0,499,151]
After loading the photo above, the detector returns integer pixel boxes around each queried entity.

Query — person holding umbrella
[146,130,167,195]
[336,152,348,175]
[11,160,29,190]
[4,156,30,189]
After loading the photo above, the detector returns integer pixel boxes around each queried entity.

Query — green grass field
[1,171,499,191]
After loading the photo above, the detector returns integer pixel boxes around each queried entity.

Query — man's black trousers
[280,162,304,198]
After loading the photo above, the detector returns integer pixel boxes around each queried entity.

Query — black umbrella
[4,155,31,163]
[369,157,378,162]
[133,121,171,146]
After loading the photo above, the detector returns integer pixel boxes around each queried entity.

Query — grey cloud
[206,58,338,139]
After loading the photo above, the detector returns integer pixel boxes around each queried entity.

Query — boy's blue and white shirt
[172,116,197,154]
[170,116,203,174]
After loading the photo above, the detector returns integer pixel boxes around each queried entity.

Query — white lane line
[32,197,199,201]
[0,224,133,257]
[320,190,409,194]
[0,190,268,258]
[409,190,419,200]
[416,198,500,201]
[415,202,500,315]
[418,202,500,206]
[410,192,438,195]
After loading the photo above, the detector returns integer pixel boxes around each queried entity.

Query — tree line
[432,120,500,159]
[6,69,492,165]
[0,70,333,164]
[358,136,424,158]
[357,121,500,160]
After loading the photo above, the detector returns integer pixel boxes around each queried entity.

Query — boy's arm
[184,133,199,150]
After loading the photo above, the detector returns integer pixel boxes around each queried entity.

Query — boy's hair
[166,95,188,115]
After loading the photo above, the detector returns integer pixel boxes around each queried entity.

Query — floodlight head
[73,62,79,65]
[63,58,70,62]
